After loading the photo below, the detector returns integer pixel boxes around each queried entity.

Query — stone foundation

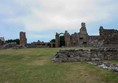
[52,48,118,62]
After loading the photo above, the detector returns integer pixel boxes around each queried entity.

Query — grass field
[0,48,118,83]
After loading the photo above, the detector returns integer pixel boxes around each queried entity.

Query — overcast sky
[0,0,118,43]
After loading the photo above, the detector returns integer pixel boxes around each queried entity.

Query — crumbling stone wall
[26,41,54,48]
[55,23,118,48]
[88,36,104,47]
[79,23,88,45]
[99,26,118,48]
[0,40,4,45]
[0,37,5,45]
[20,32,27,46]
[55,22,89,47]
[55,33,60,47]
[64,31,71,47]
[71,33,79,46]
[52,48,118,62]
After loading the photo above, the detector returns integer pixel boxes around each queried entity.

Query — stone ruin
[0,22,118,49]
[0,32,27,49]
[52,48,118,73]
[55,23,88,47]
[20,32,27,47]
[1,42,20,49]
[55,22,118,48]
[0,31,56,49]
[99,26,118,48]
[27,41,55,48]
[0,37,5,46]
[52,48,118,62]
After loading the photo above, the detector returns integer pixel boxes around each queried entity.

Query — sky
[0,0,118,43]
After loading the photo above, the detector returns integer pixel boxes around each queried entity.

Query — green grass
[0,48,117,83]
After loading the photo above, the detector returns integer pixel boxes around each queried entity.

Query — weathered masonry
[52,48,118,62]
[20,32,27,46]
[55,22,118,48]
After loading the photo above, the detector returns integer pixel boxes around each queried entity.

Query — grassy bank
[0,48,117,83]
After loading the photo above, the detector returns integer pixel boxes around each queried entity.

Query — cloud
[16,0,118,32]
[0,0,118,42]
[1,0,117,31]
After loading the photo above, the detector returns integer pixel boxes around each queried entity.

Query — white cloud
[27,33,54,39]
[0,0,118,42]
[14,0,116,32]
[1,0,117,31]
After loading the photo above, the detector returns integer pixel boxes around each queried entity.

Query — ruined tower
[80,22,88,35]
[0,37,5,45]
[20,32,27,46]
[64,31,71,47]
[79,22,88,45]
[99,26,104,40]
[55,32,60,47]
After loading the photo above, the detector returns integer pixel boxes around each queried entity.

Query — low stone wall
[0,43,25,49]
[52,48,118,62]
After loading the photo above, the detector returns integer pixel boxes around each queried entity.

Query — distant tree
[50,36,65,47]
[50,39,55,43]
[5,39,20,44]
[60,36,65,47]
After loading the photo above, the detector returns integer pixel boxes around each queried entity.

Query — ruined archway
[55,30,72,47]
[59,33,65,47]
[55,33,65,47]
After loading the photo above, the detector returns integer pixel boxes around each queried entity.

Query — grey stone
[52,48,118,62]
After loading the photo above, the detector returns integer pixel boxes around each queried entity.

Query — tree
[50,39,55,43]
[50,36,65,47]
[5,39,20,44]
[60,36,65,47]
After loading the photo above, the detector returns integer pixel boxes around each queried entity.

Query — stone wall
[0,40,4,45]
[88,36,103,47]
[55,22,89,47]
[71,33,79,46]
[52,48,118,62]
[79,23,88,45]
[55,24,118,48]
[0,42,23,49]
[55,33,60,47]
[26,41,55,48]
[99,26,118,47]
[0,37,5,45]
[64,31,71,47]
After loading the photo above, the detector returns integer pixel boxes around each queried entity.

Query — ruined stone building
[0,37,5,45]
[99,26,118,47]
[19,32,55,48]
[20,32,27,46]
[27,41,55,48]
[55,22,118,47]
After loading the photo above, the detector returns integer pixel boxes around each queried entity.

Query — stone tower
[64,31,71,47]
[55,32,60,47]
[99,26,104,40]
[20,32,27,46]
[80,22,88,34]
[0,37,5,45]
[79,22,88,45]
